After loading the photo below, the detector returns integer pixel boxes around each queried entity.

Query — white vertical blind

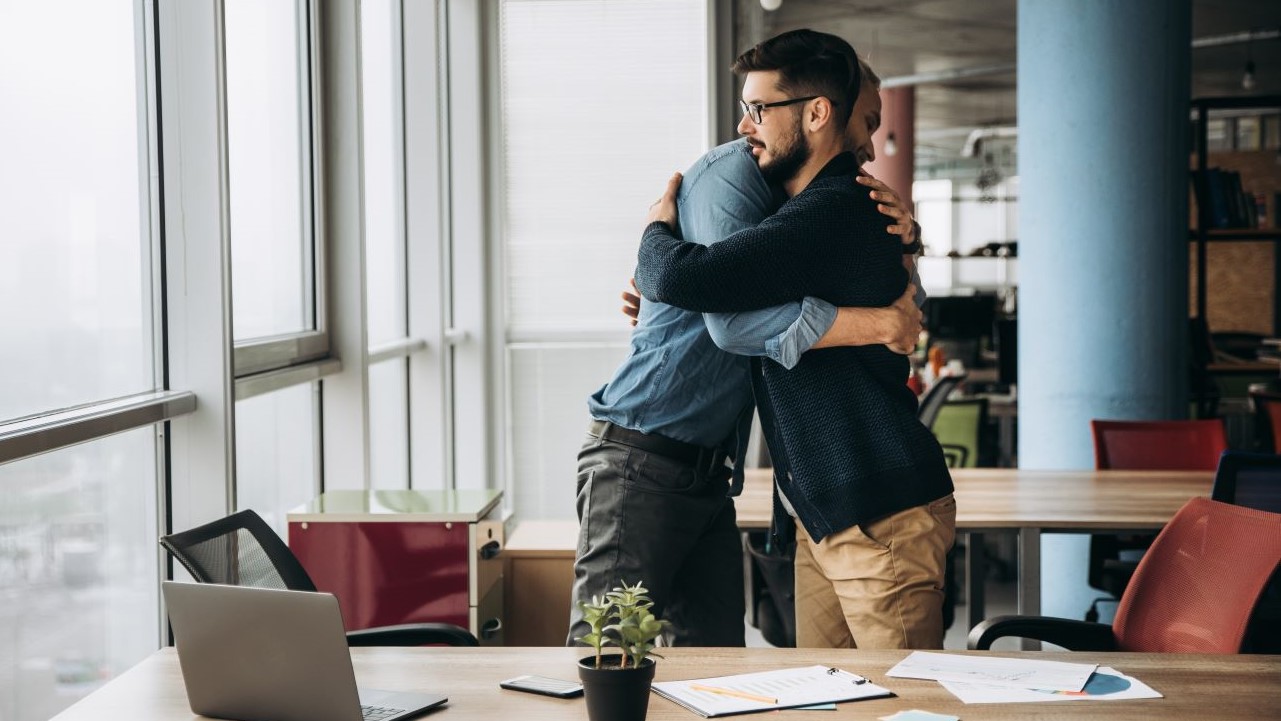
[499,0,709,333]
[496,0,710,520]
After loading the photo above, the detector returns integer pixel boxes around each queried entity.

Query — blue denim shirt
[587,140,837,449]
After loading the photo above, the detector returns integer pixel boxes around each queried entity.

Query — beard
[754,122,811,185]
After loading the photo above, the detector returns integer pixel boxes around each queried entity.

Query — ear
[805,97,835,134]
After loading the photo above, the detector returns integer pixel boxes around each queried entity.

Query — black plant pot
[578,654,656,721]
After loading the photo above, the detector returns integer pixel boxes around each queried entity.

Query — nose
[737,113,754,137]
[865,143,876,163]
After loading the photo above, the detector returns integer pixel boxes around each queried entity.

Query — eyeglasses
[738,96,821,124]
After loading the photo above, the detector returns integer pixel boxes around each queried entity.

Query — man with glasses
[567,43,924,647]
[634,29,955,650]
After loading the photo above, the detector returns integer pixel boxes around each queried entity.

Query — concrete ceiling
[734,0,1280,167]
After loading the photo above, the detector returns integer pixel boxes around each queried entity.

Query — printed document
[939,666,1162,704]
[651,665,893,717]
[886,651,1096,692]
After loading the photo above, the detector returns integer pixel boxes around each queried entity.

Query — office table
[50,647,1281,721]
[501,469,1213,645]
[736,467,1214,628]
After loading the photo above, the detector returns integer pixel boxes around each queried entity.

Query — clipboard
[650,664,894,717]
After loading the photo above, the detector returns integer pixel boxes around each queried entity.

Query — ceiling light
[883,131,898,157]
[760,0,782,11]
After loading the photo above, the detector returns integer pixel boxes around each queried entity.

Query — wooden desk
[737,468,1214,627]
[51,647,1281,721]
[500,469,1213,644]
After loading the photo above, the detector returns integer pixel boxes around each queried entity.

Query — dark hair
[731,29,861,128]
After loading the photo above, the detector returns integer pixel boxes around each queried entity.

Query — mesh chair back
[1213,450,1281,513]
[1112,497,1281,652]
[160,509,317,591]
[916,373,966,430]
[930,398,989,468]
[1091,419,1227,470]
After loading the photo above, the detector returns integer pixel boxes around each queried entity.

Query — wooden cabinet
[502,520,577,646]
[287,489,506,645]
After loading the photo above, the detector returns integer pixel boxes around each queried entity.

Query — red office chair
[1091,419,1228,470]
[969,497,1281,652]
[1084,419,1228,621]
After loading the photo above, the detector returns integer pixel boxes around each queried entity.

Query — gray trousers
[566,432,745,647]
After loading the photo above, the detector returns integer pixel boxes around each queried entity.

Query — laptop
[162,581,448,721]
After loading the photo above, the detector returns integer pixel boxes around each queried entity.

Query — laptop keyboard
[361,705,406,721]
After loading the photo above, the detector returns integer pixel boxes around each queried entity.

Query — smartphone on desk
[499,674,584,698]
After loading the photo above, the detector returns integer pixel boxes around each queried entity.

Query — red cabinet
[288,489,505,645]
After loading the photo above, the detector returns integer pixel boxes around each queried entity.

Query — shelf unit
[1190,95,1281,333]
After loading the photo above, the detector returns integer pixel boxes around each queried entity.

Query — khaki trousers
[793,494,956,649]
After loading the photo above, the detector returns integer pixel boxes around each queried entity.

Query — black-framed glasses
[738,95,821,124]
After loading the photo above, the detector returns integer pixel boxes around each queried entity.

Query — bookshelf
[1190,96,1281,337]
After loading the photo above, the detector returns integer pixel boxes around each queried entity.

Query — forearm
[635,221,812,313]
[811,306,900,349]
[704,297,837,369]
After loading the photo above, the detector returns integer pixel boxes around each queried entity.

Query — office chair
[1213,451,1281,652]
[160,509,479,647]
[930,397,998,626]
[930,398,990,469]
[940,446,967,468]
[916,372,967,430]
[744,535,796,648]
[1214,451,1281,513]
[969,497,1281,653]
[1084,418,1228,622]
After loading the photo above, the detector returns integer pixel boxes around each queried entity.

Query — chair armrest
[967,615,1117,651]
[345,622,479,647]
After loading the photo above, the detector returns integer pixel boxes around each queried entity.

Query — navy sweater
[635,152,953,542]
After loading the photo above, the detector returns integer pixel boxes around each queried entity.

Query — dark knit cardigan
[635,152,953,543]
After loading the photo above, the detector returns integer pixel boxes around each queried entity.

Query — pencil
[688,683,777,704]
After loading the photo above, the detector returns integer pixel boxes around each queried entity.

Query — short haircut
[731,29,861,128]
[858,56,880,91]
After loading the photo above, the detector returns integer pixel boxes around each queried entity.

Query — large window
[364,0,411,489]
[0,0,155,422]
[225,0,314,342]
[235,384,320,534]
[496,0,710,518]
[0,431,160,721]
[223,0,330,513]
[0,4,165,719]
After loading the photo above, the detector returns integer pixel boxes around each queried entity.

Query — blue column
[1018,0,1190,620]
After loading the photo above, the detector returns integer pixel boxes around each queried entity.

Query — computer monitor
[924,294,999,368]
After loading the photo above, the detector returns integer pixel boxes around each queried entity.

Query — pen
[689,684,777,704]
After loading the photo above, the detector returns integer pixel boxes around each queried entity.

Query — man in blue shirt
[567,57,922,647]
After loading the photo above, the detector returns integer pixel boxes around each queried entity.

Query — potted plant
[575,581,667,721]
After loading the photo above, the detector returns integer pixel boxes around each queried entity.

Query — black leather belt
[588,419,729,475]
